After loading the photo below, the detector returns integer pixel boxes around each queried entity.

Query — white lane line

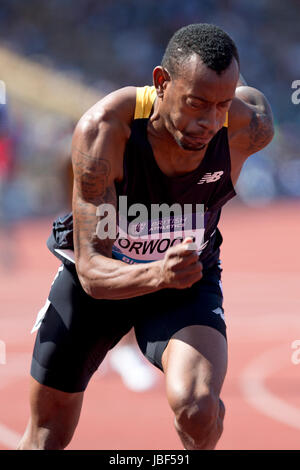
[0,424,21,449]
[0,352,30,449]
[240,343,300,430]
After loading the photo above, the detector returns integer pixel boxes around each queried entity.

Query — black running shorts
[31,262,226,393]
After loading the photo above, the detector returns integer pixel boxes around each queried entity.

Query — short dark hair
[161,23,240,77]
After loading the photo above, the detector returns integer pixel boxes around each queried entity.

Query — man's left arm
[228,76,275,160]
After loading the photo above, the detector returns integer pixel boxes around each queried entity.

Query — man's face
[160,55,239,151]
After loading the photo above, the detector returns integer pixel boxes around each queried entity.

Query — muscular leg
[17,378,84,450]
[162,325,227,450]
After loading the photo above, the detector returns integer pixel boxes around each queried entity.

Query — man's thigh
[162,324,228,402]
[134,263,227,375]
[31,263,137,393]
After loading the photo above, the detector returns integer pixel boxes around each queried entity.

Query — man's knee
[18,420,70,450]
[174,392,220,430]
[168,385,224,445]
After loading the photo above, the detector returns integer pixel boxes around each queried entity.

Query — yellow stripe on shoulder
[223,112,228,128]
[134,85,157,119]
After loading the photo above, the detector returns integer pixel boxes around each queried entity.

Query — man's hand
[158,237,203,289]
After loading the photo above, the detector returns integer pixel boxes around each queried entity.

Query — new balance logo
[197,171,224,184]
[212,307,225,322]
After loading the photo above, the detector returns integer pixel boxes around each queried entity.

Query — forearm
[77,254,163,300]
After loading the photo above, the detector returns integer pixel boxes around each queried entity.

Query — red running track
[0,200,300,450]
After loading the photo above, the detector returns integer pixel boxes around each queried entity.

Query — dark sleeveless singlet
[47,86,236,271]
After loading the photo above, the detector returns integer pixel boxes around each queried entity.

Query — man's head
[153,24,240,151]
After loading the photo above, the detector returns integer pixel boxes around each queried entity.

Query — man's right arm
[72,89,202,300]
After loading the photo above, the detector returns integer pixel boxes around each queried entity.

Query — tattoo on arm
[72,146,112,202]
[72,146,117,259]
[247,109,274,154]
[232,86,274,156]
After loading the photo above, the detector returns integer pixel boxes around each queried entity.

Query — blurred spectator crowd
[0,0,300,221]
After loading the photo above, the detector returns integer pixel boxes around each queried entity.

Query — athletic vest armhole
[134,86,157,119]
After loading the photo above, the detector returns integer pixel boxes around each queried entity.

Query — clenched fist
[158,237,203,289]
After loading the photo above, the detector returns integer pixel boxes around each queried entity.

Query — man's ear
[153,66,171,98]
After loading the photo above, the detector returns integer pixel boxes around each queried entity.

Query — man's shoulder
[71,87,138,182]
[227,86,274,159]
[228,93,252,132]
[75,86,138,139]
